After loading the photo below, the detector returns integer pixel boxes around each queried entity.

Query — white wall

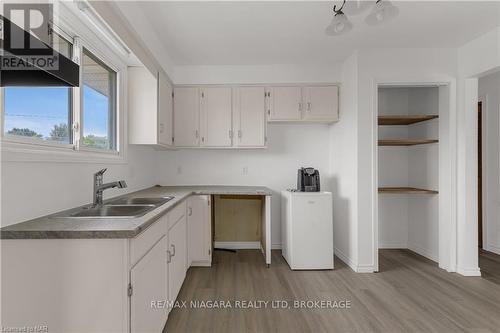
[479,71,500,255]
[456,26,500,275]
[328,52,359,270]
[156,124,332,248]
[0,146,158,227]
[357,48,457,272]
[172,64,342,85]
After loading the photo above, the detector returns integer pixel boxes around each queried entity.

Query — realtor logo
[1,2,58,70]
[3,3,53,55]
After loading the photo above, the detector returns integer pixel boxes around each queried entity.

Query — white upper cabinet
[174,87,200,147]
[200,87,233,147]
[267,86,302,121]
[303,86,339,121]
[234,87,266,147]
[128,67,174,147]
[172,84,338,148]
[158,72,174,146]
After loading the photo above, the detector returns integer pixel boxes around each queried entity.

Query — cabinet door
[168,216,187,304]
[188,195,212,266]
[268,86,302,121]
[158,73,173,146]
[130,236,168,333]
[303,86,339,121]
[200,87,232,147]
[128,67,158,145]
[235,87,266,147]
[174,87,200,147]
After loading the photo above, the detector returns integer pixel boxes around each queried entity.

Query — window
[81,48,117,151]
[1,30,122,157]
[3,34,73,144]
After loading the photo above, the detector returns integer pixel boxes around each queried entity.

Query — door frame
[478,96,488,251]
[372,79,456,273]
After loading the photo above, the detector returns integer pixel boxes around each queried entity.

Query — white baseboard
[272,243,282,250]
[190,261,211,267]
[485,244,500,255]
[213,241,260,250]
[379,242,408,249]
[457,266,482,277]
[356,264,377,273]
[334,247,356,272]
[408,244,438,262]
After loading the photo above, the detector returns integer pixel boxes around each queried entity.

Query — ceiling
[118,1,499,66]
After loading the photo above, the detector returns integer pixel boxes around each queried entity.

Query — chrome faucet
[93,168,127,206]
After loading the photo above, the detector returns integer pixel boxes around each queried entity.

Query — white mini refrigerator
[281,190,334,270]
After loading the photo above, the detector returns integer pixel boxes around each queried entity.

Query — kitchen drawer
[130,215,167,266]
[168,201,186,230]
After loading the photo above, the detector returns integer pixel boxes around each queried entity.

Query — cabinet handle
[188,207,193,216]
[167,250,172,263]
[202,137,205,143]
[238,130,242,138]
[171,244,176,256]
[298,103,302,111]
[195,130,199,138]
[267,110,270,116]
[307,102,311,111]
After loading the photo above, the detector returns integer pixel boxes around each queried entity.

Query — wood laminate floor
[164,249,500,333]
[479,249,500,286]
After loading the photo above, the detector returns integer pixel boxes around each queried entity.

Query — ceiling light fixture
[325,0,353,36]
[365,0,399,26]
[326,0,399,36]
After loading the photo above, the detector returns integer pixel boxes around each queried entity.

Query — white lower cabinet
[167,206,188,306]
[1,197,210,333]
[188,195,212,266]
[130,236,168,333]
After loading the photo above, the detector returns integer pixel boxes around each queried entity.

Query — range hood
[0,15,79,87]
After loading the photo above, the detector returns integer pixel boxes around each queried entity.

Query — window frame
[79,46,119,154]
[0,4,128,163]
[0,28,75,149]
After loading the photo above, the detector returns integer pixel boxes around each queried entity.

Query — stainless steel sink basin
[51,196,175,219]
[107,196,174,206]
[63,205,155,219]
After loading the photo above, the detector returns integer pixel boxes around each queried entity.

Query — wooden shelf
[379,187,438,194]
[378,115,438,125]
[379,139,438,146]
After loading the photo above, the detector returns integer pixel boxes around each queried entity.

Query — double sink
[53,197,174,219]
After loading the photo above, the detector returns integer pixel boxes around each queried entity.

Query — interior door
[200,87,232,147]
[236,87,266,147]
[168,217,187,304]
[188,195,212,265]
[268,86,302,121]
[158,72,173,146]
[174,87,200,147]
[130,236,168,333]
[303,86,339,121]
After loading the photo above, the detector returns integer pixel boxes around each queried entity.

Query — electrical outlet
[243,166,248,175]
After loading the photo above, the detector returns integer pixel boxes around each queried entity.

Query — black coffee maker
[297,167,321,192]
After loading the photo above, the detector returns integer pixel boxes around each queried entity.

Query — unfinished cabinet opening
[213,195,264,250]
[377,86,442,265]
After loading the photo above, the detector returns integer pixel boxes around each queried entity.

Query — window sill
[0,138,126,164]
